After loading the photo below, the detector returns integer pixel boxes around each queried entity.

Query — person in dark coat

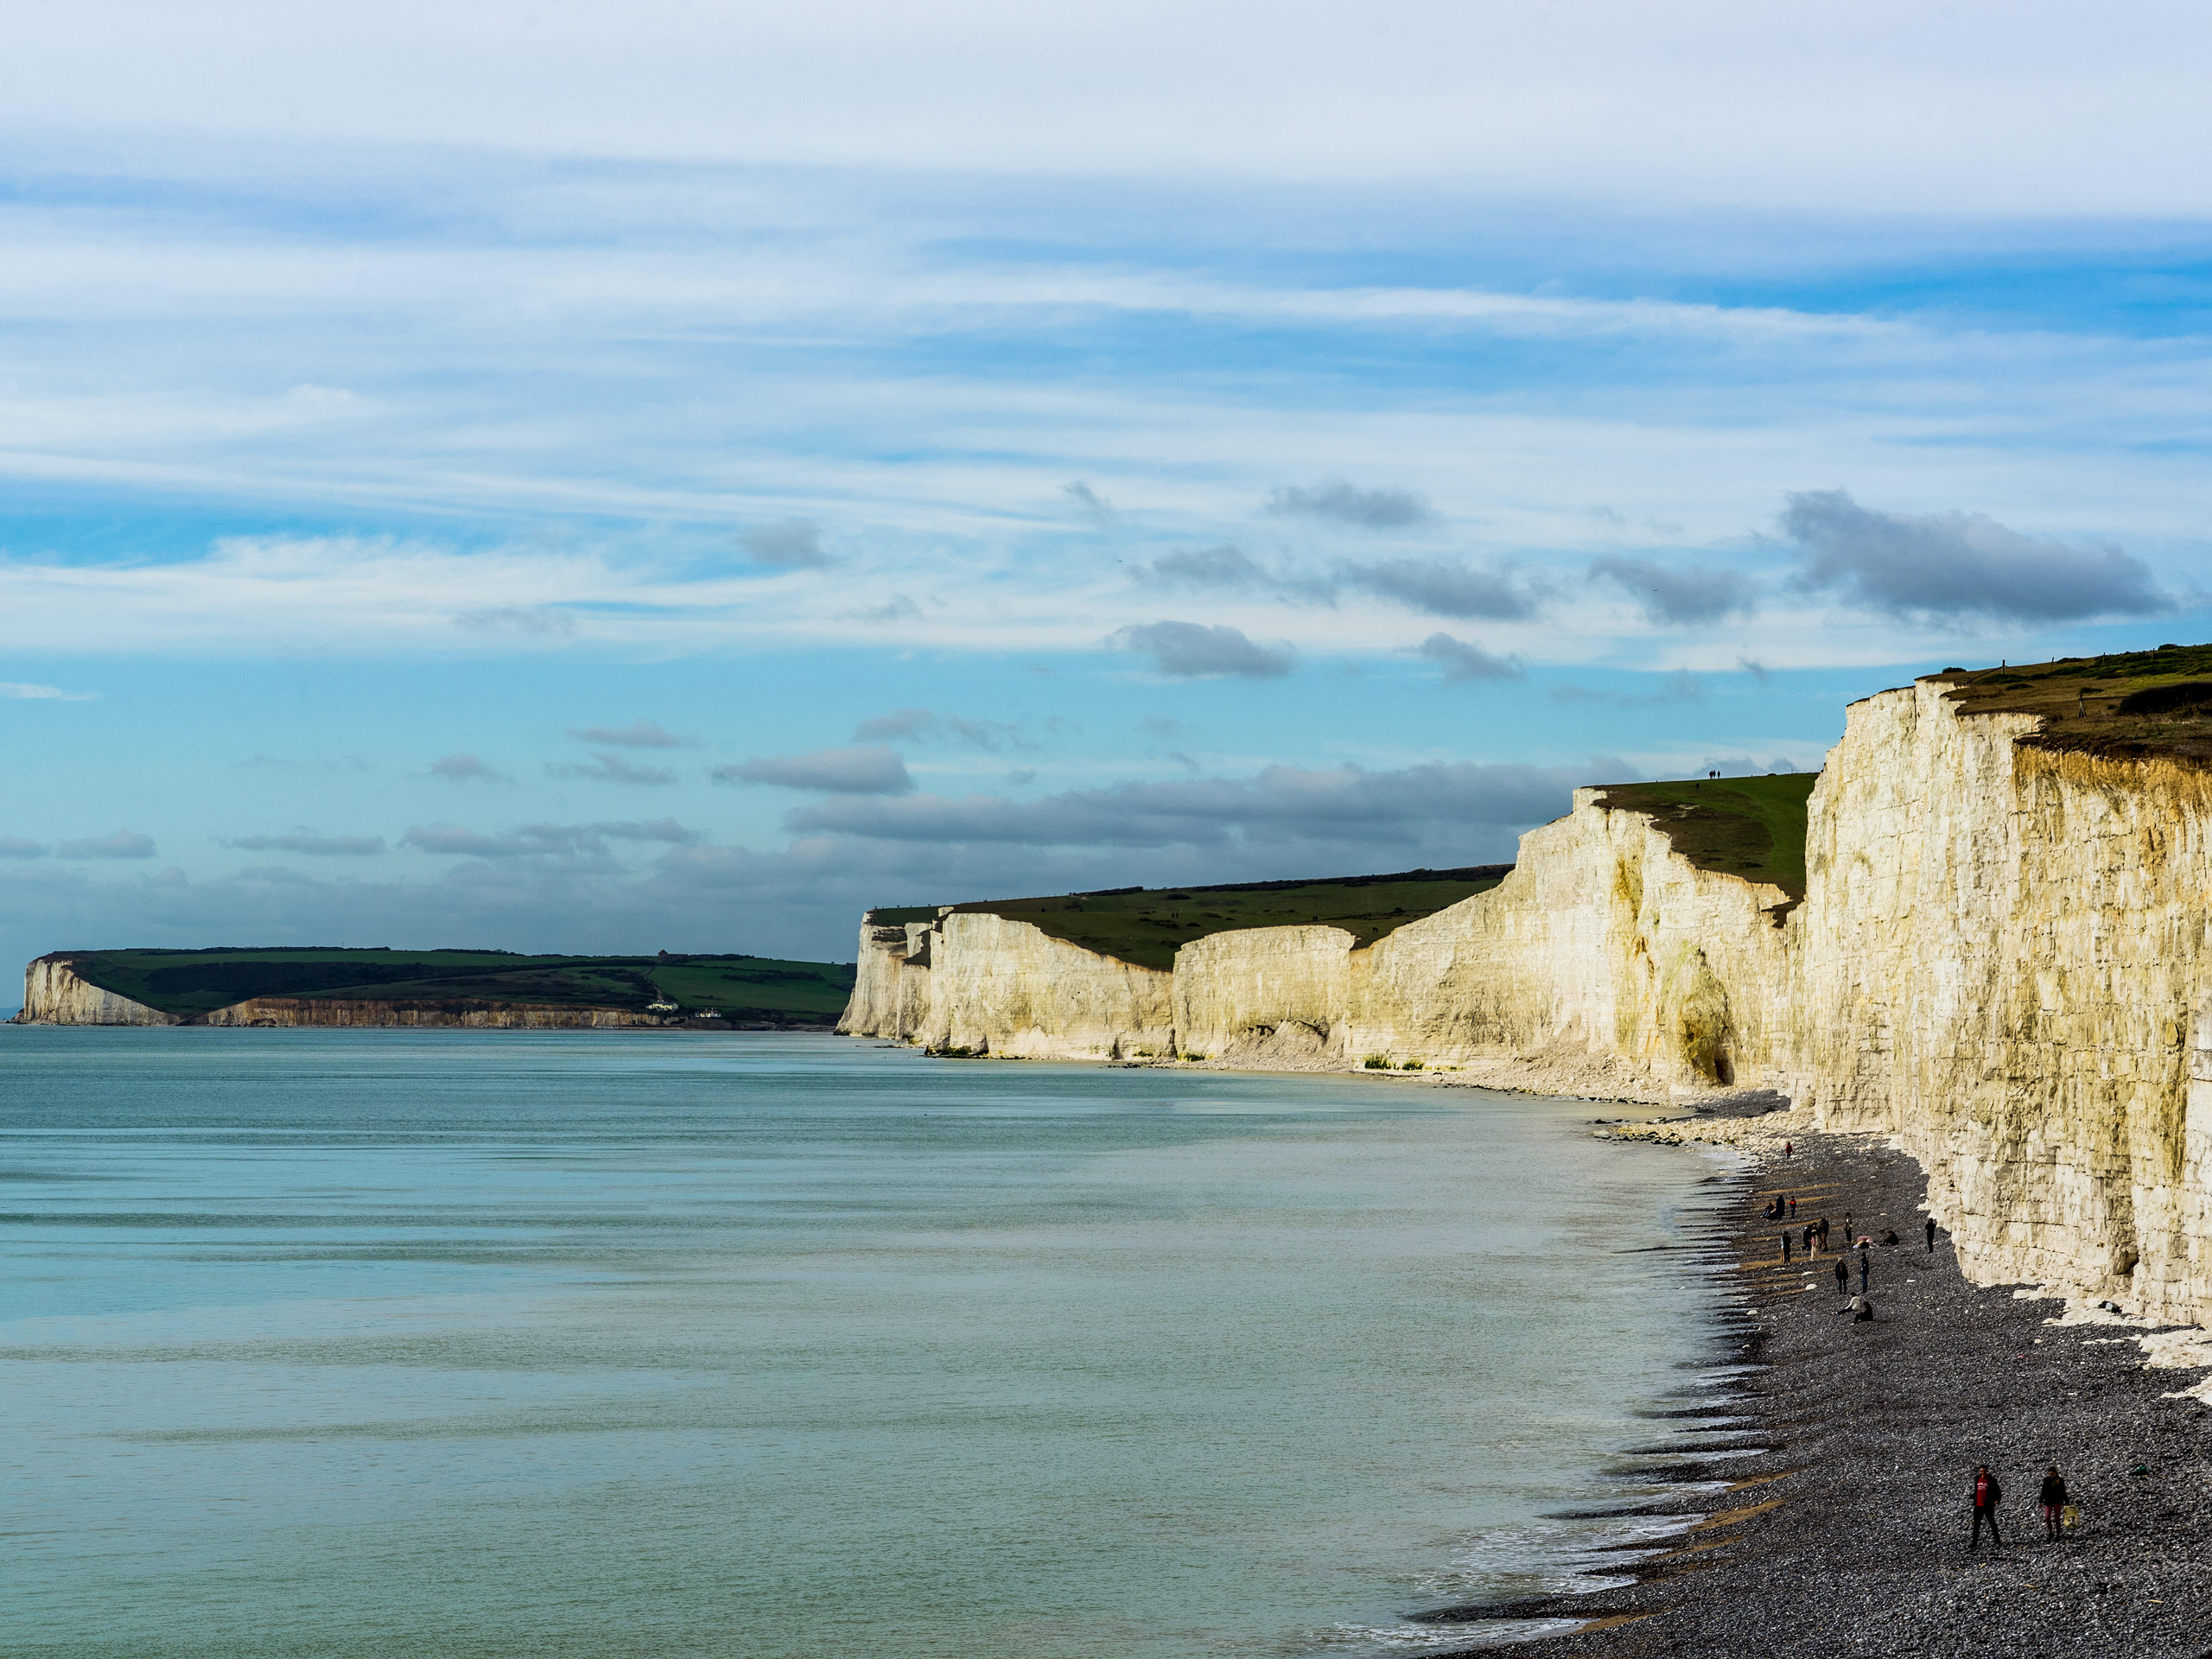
[2039,1466,2069,1541]
[1971,1465,2004,1548]
[1834,1257,1848,1297]
[1925,1216,1938,1253]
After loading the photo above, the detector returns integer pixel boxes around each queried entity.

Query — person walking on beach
[1803,1222,1816,1256]
[2039,1466,2069,1541]
[1970,1465,2005,1549]
[1783,1141,1793,1160]
[1781,1232,1791,1263]
[1819,1217,1830,1253]
[1925,1217,1937,1254]
[1834,1257,1848,1297]
[1789,1196,1797,1218]
[1858,1244,1871,1294]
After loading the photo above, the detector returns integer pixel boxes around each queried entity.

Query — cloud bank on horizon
[3,0,2211,986]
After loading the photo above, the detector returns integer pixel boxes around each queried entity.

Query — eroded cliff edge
[844,668,2212,1321]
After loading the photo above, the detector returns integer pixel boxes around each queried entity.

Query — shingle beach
[1416,1114,2212,1659]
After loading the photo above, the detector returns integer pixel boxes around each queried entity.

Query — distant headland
[13,947,855,1029]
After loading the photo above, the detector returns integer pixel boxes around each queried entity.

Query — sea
[1,1028,1738,1659]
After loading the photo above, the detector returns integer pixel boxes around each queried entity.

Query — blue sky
[7,0,2212,991]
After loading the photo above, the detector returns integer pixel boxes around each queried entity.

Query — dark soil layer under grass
[1448,1125,2212,1659]
[1936,639,2212,766]
[60,947,856,1022]
[868,866,1510,972]
[1589,773,1821,902]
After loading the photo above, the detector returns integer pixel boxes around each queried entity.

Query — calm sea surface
[1,1029,1732,1659]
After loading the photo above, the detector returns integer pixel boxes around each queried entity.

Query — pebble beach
[1416,1116,2212,1659]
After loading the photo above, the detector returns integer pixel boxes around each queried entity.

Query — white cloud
[0,680,97,701]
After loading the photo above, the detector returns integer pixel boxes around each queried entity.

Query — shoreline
[1434,1114,2212,1657]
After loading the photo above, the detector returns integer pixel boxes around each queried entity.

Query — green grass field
[1589,773,1820,900]
[59,948,856,1021]
[870,865,1512,972]
[1933,639,2212,766]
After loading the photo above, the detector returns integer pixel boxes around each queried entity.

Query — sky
[7,0,2212,995]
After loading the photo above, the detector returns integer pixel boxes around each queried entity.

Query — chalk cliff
[1791,680,2212,1321]
[847,791,1794,1092]
[196,999,668,1028]
[842,674,2212,1319]
[16,955,177,1025]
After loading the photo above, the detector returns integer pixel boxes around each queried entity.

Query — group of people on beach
[1970,1464,2075,1547]
[1762,1180,2080,1550]
[1766,1192,1946,1324]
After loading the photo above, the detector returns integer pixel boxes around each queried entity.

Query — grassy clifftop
[870,866,1511,973]
[1590,772,1821,900]
[1932,640,2212,765]
[59,948,855,1021]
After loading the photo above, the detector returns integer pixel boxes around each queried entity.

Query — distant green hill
[59,948,855,1023]
[870,866,1513,973]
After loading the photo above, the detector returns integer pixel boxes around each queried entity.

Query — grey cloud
[402,819,700,861]
[786,759,1605,850]
[1136,544,1269,588]
[1415,632,1524,683]
[548,752,679,786]
[0,837,48,858]
[1064,480,1113,521]
[59,830,156,860]
[568,721,691,749]
[1139,715,1199,740]
[851,708,1039,752]
[742,518,833,569]
[1589,556,1754,624]
[429,752,505,783]
[1338,557,1541,620]
[453,606,575,635]
[1550,671,1707,708]
[1739,658,1772,683]
[1267,482,1434,530]
[226,831,387,856]
[714,746,914,795]
[1781,489,2166,620]
[845,594,923,623]
[1112,620,1296,678]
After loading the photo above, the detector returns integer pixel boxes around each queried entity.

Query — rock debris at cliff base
[1461,1129,2212,1659]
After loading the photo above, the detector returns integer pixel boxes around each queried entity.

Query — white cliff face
[1344,793,1795,1087]
[16,957,176,1025]
[841,793,1794,1092]
[1795,681,2212,1321]
[1173,925,1356,1063]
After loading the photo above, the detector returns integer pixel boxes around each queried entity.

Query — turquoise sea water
[1,1030,1730,1659]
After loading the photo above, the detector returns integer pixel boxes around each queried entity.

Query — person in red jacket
[1970,1465,2004,1548]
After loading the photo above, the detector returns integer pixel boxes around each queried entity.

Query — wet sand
[1414,1122,2212,1658]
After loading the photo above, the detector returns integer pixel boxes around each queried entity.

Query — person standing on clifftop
[1970,1466,2005,1549]
[1926,1217,1938,1254]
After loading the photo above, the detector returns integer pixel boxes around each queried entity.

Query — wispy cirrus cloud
[0,680,98,701]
